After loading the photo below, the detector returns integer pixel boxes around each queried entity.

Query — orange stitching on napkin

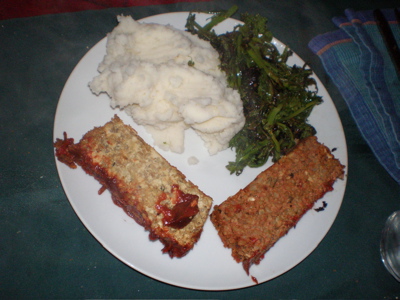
[317,38,353,56]
[351,19,363,25]
[339,22,352,28]
[340,20,381,27]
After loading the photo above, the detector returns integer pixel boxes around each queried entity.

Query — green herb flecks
[186,7,322,175]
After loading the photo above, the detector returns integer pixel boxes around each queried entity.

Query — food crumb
[314,201,327,212]
[251,275,259,284]
[188,156,199,165]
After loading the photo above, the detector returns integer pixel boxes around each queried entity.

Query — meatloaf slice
[54,115,213,258]
[210,136,345,274]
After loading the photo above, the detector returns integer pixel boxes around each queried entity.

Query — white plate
[53,12,348,290]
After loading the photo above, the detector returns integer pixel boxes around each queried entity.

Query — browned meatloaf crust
[54,115,213,258]
[210,136,345,274]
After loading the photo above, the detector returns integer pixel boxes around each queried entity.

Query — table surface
[1,0,400,298]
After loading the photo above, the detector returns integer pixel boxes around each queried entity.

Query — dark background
[1,0,399,298]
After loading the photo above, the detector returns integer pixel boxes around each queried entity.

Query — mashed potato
[89,15,244,155]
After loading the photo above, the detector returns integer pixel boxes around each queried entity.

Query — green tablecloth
[1,0,399,298]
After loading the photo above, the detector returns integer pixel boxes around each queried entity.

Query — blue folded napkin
[309,8,400,185]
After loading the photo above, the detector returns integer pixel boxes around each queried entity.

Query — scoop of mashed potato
[89,15,244,155]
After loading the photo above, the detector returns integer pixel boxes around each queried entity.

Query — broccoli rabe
[186,6,322,175]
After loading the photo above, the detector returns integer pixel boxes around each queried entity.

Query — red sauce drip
[156,184,199,229]
[53,132,77,169]
[251,275,259,284]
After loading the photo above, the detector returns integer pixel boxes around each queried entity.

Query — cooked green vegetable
[186,6,322,175]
